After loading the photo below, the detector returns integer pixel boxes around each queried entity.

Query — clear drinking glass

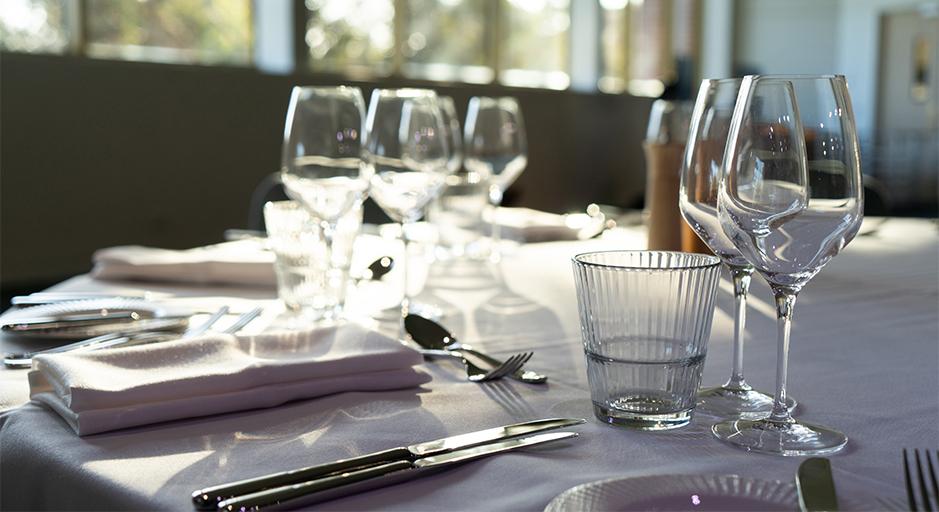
[280,86,370,322]
[713,75,864,456]
[572,251,722,430]
[464,96,527,261]
[264,200,362,315]
[679,78,796,419]
[365,89,454,318]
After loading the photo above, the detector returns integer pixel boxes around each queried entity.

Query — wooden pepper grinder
[643,100,695,251]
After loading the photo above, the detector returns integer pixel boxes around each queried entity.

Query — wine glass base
[711,418,847,456]
[696,386,797,420]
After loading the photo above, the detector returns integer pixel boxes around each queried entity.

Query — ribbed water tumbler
[572,251,721,430]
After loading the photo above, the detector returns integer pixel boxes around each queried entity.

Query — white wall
[730,0,929,141]
[734,0,840,76]
[834,0,930,140]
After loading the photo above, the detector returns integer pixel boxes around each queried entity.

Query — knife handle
[191,447,412,510]
[216,460,414,511]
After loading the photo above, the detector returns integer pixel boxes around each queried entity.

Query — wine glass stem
[769,287,799,423]
[725,265,754,391]
[320,220,343,320]
[400,220,413,321]
[489,186,503,262]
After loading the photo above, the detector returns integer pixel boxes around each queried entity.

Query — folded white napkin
[91,240,276,287]
[28,324,429,436]
[489,208,582,243]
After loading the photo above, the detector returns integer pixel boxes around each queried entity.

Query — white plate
[545,474,873,512]
[0,298,170,339]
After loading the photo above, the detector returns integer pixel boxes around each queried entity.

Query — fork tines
[481,352,532,382]
[904,448,939,512]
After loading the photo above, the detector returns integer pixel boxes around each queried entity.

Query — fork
[904,448,939,511]
[465,351,532,382]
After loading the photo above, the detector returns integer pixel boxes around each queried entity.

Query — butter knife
[192,417,585,509]
[797,457,839,512]
[216,431,578,511]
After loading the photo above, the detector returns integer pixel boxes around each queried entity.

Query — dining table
[1,217,937,511]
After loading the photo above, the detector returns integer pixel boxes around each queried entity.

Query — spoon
[359,256,394,282]
[404,314,547,384]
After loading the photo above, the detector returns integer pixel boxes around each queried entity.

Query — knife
[1,311,141,332]
[191,417,585,510]
[216,431,578,511]
[797,457,839,512]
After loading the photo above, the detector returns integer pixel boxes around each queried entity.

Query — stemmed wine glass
[365,89,454,318]
[280,86,370,322]
[680,78,796,419]
[464,97,527,261]
[713,75,863,455]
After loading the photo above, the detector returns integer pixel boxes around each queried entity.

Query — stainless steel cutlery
[797,457,839,512]
[192,417,584,510]
[405,313,547,384]
[2,306,262,368]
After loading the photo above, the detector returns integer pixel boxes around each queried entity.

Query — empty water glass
[264,200,362,318]
[572,251,721,430]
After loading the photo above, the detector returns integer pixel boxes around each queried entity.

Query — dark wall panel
[1,53,652,286]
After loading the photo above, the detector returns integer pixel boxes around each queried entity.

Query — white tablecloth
[1,219,937,511]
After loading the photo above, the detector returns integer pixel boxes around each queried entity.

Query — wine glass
[280,86,370,322]
[365,89,454,318]
[679,78,796,419]
[464,97,527,261]
[713,75,863,455]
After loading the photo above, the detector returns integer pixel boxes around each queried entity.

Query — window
[499,0,570,90]
[0,0,71,54]
[304,0,395,76]
[599,0,697,96]
[2,0,694,96]
[402,0,491,83]
[0,0,251,65]
[85,0,252,65]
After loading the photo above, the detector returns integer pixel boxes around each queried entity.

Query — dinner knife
[216,431,578,511]
[191,417,585,510]
[797,457,839,512]
[1,311,141,332]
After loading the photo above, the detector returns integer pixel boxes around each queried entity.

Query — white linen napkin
[28,324,430,436]
[91,240,276,287]
[489,208,582,243]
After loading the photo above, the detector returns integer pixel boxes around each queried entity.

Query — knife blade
[191,417,585,510]
[216,431,579,511]
[797,457,839,512]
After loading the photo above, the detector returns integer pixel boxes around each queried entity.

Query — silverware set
[191,417,583,510]
[2,305,264,368]
[404,313,547,384]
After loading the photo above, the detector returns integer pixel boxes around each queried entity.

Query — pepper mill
[643,100,694,251]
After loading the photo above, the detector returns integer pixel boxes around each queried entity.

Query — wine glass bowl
[281,86,369,225]
[680,78,797,420]
[712,74,863,456]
